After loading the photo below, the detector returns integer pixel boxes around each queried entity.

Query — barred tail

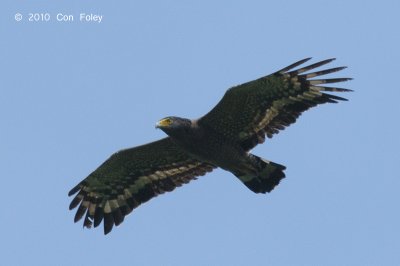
[235,154,286,193]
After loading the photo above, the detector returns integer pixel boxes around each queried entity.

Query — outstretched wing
[68,137,214,234]
[198,58,352,151]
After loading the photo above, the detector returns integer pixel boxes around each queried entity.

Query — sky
[1,1,400,265]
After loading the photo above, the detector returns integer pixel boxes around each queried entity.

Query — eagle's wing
[198,58,352,151]
[68,137,214,234]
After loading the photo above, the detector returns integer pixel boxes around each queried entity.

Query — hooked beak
[155,119,171,129]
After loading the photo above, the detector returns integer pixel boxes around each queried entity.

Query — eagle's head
[156,116,192,136]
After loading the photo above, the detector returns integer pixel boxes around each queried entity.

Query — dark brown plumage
[68,58,352,234]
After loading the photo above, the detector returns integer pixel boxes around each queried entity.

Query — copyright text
[15,13,104,23]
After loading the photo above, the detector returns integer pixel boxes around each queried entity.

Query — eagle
[68,58,352,234]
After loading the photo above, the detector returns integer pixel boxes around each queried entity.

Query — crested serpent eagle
[68,58,352,234]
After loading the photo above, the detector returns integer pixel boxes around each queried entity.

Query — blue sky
[1,1,399,265]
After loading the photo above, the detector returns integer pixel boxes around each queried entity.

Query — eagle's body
[159,117,285,193]
[69,58,352,234]
[160,118,245,170]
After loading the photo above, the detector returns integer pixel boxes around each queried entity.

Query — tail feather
[235,155,286,193]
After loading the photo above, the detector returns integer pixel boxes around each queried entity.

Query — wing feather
[199,58,352,151]
[68,137,215,234]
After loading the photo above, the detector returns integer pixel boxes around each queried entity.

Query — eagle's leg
[233,154,286,194]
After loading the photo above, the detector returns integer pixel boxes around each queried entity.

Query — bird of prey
[68,58,352,234]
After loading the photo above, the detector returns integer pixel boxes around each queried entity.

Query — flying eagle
[69,58,352,234]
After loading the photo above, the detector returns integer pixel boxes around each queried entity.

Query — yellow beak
[155,118,172,128]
